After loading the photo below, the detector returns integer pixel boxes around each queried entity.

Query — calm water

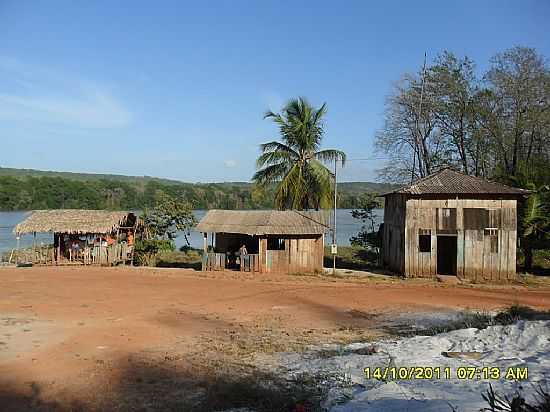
[0,209,382,254]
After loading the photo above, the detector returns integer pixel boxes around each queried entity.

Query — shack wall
[261,235,324,273]
[382,194,406,273]
[403,198,517,281]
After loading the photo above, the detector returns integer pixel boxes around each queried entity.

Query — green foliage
[253,97,346,210]
[142,193,196,242]
[517,183,550,272]
[376,46,550,187]
[350,193,381,258]
[133,239,175,266]
[0,170,392,211]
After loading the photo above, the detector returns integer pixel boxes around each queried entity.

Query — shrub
[134,239,175,266]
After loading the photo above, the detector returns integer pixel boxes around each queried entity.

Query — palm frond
[259,141,299,157]
[306,160,334,209]
[315,149,347,166]
[257,96,346,210]
[256,150,295,168]
[252,163,290,186]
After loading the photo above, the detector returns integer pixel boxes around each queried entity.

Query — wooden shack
[13,209,139,266]
[196,210,329,273]
[381,168,528,282]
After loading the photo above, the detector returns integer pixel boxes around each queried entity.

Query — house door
[437,236,457,276]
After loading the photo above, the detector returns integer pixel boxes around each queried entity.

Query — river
[0,209,383,254]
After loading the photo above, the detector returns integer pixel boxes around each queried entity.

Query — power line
[345,157,390,162]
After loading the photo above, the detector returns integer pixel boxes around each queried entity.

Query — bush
[134,239,175,266]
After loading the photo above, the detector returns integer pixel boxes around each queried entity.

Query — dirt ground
[1,266,549,411]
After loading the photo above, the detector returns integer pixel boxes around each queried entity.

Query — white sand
[279,321,550,412]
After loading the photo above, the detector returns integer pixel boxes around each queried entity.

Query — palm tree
[253,97,346,210]
[520,184,550,272]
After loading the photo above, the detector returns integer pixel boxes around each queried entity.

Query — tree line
[375,46,549,186]
[0,175,381,211]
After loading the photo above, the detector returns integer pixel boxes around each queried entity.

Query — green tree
[428,52,478,175]
[253,97,346,210]
[518,184,550,272]
[142,193,196,242]
[349,193,382,256]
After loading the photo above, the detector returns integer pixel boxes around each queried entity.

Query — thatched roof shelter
[196,210,330,236]
[14,210,135,235]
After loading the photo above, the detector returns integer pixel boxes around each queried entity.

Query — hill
[0,167,397,211]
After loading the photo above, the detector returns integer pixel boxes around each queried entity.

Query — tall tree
[253,97,346,210]
[480,46,550,184]
[375,72,442,182]
[376,47,550,186]
[428,52,478,175]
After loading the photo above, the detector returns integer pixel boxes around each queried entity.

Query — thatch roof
[14,210,134,235]
[382,168,529,197]
[196,210,330,235]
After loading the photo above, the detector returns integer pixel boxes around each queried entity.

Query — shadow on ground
[0,356,326,412]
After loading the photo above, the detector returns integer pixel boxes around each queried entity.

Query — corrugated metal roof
[196,210,330,235]
[382,168,529,196]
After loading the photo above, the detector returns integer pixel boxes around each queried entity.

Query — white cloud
[224,159,237,168]
[0,57,132,129]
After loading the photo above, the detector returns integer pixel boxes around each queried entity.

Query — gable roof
[382,168,529,196]
[196,210,330,235]
[14,210,134,235]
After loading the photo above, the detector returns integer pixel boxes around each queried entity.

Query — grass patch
[389,304,550,338]
[156,248,203,269]
[324,245,378,271]
[194,368,327,412]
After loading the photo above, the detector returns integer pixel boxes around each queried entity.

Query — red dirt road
[0,266,549,410]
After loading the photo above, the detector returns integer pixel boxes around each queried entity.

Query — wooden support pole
[202,232,208,271]
[258,237,262,273]
[16,234,20,265]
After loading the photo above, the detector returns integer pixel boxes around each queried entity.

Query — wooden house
[196,210,329,273]
[381,168,528,282]
[13,209,139,266]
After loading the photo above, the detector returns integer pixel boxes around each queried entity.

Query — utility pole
[411,51,428,184]
[332,158,337,275]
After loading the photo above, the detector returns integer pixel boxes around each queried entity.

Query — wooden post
[258,237,262,273]
[56,233,61,265]
[16,234,20,265]
[202,232,208,270]
[332,158,338,276]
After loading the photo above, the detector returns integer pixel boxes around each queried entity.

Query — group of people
[65,231,135,261]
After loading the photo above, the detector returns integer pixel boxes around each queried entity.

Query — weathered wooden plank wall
[393,197,518,281]
[261,235,324,274]
[382,194,406,273]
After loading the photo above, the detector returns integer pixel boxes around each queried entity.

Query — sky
[1,1,549,183]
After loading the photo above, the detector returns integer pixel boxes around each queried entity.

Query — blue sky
[1,1,549,182]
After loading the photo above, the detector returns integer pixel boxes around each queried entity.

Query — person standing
[238,244,248,270]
